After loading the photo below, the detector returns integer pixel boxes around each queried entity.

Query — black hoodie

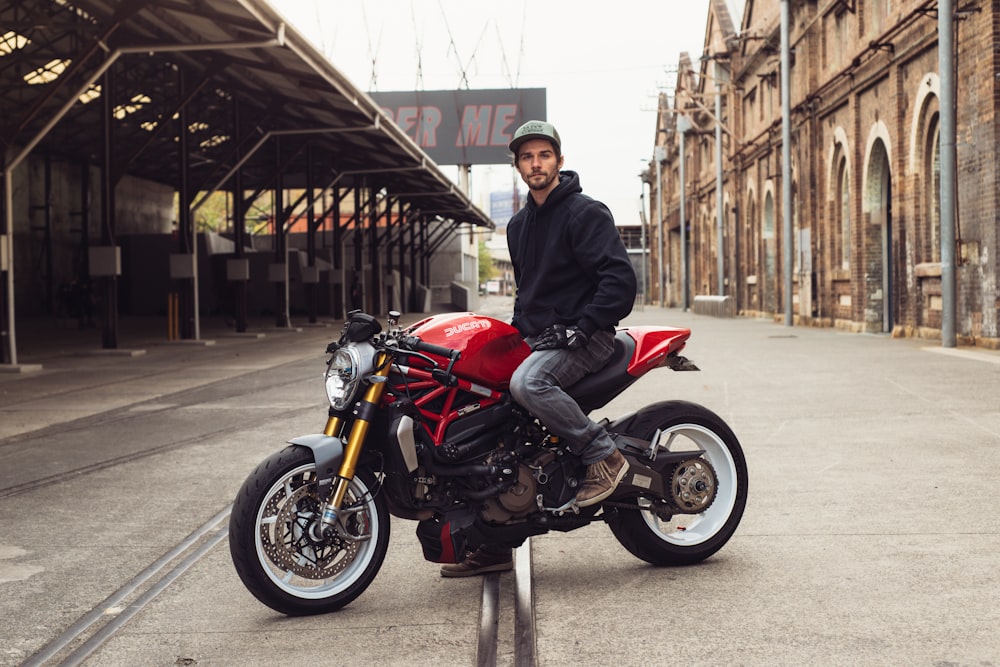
[507,170,637,338]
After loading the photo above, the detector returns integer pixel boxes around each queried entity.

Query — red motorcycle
[229,309,748,615]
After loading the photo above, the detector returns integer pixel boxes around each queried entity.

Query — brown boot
[575,449,630,508]
[439,546,513,578]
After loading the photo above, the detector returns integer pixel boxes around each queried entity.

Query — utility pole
[677,115,691,311]
[715,76,725,296]
[939,0,957,347]
[780,0,793,326]
[654,145,666,306]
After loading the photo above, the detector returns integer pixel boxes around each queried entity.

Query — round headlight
[325,346,363,411]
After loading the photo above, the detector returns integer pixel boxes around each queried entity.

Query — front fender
[288,434,344,497]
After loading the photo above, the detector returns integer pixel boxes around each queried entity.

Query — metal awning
[1,0,492,226]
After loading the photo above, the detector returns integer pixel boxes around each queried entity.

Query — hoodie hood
[526,170,582,212]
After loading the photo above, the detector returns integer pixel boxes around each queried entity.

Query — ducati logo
[443,319,492,337]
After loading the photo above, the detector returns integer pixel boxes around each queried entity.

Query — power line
[410,0,424,89]
[437,0,471,89]
[361,2,382,90]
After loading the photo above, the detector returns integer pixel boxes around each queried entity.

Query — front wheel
[228,445,389,615]
[607,401,747,566]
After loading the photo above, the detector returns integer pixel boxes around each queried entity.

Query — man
[441,120,638,577]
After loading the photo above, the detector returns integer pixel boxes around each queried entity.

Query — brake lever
[388,346,438,368]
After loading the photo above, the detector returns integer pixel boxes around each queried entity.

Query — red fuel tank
[406,312,529,388]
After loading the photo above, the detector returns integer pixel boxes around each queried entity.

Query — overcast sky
[275,0,715,227]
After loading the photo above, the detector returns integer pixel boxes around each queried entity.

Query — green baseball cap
[508,120,561,156]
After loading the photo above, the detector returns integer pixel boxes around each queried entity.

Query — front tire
[229,445,389,615]
[607,401,747,566]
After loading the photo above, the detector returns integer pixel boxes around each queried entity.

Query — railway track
[20,507,536,666]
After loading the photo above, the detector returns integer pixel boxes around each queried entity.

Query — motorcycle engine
[479,448,576,522]
[479,463,537,522]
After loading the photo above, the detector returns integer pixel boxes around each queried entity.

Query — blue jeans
[509,330,617,465]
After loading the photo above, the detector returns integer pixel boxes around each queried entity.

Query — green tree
[478,239,495,287]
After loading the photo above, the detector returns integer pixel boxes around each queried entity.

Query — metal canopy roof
[1,0,493,227]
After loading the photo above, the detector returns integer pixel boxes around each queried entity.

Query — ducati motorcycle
[229,309,748,615]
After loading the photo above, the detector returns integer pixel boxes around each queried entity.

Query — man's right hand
[532,324,588,351]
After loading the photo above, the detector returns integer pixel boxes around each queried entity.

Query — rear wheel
[607,401,747,565]
[229,445,389,615]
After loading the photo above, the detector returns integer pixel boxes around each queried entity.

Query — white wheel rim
[254,464,381,599]
[640,423,738,547]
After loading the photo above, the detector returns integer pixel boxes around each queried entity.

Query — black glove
[531,324,589,351]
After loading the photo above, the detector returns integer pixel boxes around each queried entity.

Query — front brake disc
[261,482,360,580]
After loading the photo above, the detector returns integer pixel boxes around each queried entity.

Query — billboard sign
[369,88,546,166]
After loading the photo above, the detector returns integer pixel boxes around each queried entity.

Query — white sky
[275,0,714,227]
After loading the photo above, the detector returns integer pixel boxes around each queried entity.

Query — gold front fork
[326,350,393,509]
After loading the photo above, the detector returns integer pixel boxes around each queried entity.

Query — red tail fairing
[623,326,692,377]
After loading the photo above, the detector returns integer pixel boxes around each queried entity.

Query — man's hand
[531,324,589,351]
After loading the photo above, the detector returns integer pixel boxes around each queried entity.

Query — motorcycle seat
[567,330,638,412]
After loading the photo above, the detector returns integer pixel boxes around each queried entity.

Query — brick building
[648,0,999,346]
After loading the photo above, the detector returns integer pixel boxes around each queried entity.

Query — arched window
[837,153,851,270]
[924,112,941,262]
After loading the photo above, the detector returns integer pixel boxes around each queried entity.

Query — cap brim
[509,133,559,154]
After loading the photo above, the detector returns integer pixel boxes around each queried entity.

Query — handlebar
[400,335,461,362]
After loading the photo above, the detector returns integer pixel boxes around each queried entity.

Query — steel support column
[305,144,318,324]
[1,154,10,365]
[231,98,248,333]
[176,69,197,340]
[332,188,344,318]
[396,200,404,313]
[100,68,119,348]
[368,187,382,315]
[273,137,289,328]
[409,212,420,311]
[352,186,364,312]
[420,215,429,287]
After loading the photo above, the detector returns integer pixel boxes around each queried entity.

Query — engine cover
[480,464,537,522]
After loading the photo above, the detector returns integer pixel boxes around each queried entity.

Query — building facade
[649,0,998,346]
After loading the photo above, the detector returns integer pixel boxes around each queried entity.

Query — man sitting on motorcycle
[441,120,638,577]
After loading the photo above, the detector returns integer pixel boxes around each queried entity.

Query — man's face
[515,138,564,194]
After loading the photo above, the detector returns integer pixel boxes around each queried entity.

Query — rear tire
[607,401,747,565]
[229,445,389,615]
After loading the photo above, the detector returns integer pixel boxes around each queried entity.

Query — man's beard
[526,171,557,191]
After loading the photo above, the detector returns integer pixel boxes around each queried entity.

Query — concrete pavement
[2,300,999,665]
